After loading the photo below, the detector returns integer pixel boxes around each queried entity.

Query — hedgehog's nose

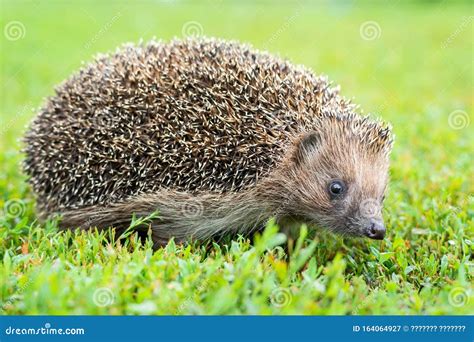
[366,220,386,240]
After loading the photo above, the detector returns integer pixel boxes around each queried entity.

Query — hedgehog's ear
[293,131,321,164]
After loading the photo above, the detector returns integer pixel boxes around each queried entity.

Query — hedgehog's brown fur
[24,37,393,247]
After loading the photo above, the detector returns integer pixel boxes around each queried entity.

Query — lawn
[0,0,472,315]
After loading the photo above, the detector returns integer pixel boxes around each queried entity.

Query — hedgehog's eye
[328,180,346,199]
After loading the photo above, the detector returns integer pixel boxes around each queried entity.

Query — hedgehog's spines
[23,37,393,218]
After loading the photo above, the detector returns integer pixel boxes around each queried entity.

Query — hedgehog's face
[286,127,392,240]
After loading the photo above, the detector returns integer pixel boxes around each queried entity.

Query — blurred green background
[1,1,472,159]
[0,0,472,314]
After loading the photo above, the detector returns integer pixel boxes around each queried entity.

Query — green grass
[0,1,473,315]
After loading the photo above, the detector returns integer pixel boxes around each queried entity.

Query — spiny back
[23,37,354,213]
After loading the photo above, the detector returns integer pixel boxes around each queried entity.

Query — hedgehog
[23,37,393,248]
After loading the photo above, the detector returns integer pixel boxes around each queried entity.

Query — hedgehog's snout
[364,219,386,240]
